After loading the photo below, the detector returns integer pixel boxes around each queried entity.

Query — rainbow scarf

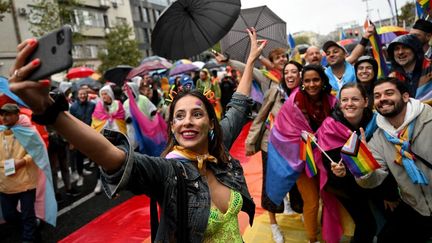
[383,121,428,185]
[165,146,217,169]
[340,131,381,177]
[125,87,167,156]
[300,131,318,177]
[365,20,389,78]
[0,116,57,226]
[266,89,337,205]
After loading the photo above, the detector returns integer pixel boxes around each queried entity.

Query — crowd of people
[0,17,432,243]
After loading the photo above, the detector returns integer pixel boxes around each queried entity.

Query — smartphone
[26,25,73,81]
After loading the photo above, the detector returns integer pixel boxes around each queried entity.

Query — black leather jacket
[100,92,255,243]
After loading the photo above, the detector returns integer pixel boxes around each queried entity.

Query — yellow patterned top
[203,190,243,243]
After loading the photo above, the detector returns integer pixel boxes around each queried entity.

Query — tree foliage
[0,0,10,22]
[399,2,415,27]
[294,35,310,45]
[98,24,142,74]
[28,0,81,39]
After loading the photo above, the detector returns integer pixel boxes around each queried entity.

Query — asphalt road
[0,164,134,243]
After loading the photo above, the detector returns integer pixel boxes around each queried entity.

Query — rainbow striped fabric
[300,131,318,177]
[417,0,432,12]
[364,20,389,78]
[340,132,381,177]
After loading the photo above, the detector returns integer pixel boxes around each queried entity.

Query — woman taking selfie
[8,28,265,242]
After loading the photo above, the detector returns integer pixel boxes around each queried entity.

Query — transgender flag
[340,131,381,177]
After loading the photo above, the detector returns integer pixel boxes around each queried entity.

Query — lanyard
[3,133,16,160]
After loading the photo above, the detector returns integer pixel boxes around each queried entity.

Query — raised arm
[346,24,375,64]
[8,39,125,173]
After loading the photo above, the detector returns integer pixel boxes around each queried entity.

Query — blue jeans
[0,189,37,241]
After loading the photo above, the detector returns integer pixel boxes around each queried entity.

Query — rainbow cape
[125,87,167,156]
[0,116,57,226]
[364,20,389,78]
[266,89,337,205]
[340,131,381,177]
[91,100,127,134]
[300,131,317,177]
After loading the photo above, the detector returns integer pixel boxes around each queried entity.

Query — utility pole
[394,0,399,26]
[362,0,373,18]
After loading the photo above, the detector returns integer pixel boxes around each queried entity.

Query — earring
[301,84,305,90]
[208,129,214,142]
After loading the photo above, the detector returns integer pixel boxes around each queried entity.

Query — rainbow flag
[364,20,389,78]
[300,131,317,177]
[340,131,381,178]
[417,0,432,12]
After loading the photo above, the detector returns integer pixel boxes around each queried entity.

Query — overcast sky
[241,0,413,34]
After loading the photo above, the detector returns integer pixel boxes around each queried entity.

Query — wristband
[32,92,69,125]
[359,37,369,46]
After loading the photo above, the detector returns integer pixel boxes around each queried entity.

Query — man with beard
[409,19,432,53]
[388,34,432,104]
[356,78,432,243]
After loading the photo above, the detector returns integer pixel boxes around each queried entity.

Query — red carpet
[61,121,264,242]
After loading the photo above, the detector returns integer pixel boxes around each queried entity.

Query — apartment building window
[72,45,99,59]
[116,17,127,25]
[74,10,105,28]
[153,9,161,22]
[112,0,124,5]
[143,28,150,44]
[132,6,141,21]
[135,28,145,43]
[142,7,149,22]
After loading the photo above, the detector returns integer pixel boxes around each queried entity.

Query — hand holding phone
[26,25,73,81]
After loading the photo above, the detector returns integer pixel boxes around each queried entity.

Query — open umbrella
[127,59,173,79]
[66,67,94,80]
[377,26,408,44]
[140,56,173,67]
[169,59,200,76]
[151,0,241,59]
[72,77,102,91]
[103,65,133,86]
[220,6,288,65]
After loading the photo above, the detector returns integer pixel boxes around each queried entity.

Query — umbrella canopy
[127,58,173,79]
[377,26,408,44]
[169,60,200,76]
[140,56,172,67]
[103,65,133,86]
[203,60,222,70]
[220,6,288,65]
[72,77,102,91]
[192,61,205,69]
[151,0,241,59]
[66,67,94,80]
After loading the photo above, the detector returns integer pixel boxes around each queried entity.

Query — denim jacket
[100,92,255,243]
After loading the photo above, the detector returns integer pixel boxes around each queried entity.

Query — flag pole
[304,131,338,164]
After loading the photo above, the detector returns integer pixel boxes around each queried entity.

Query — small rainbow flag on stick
[300,131,318,177]
[340,132,381,178]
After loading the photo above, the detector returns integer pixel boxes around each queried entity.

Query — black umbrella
[103,65,133,86]
[151,0,241,60]
[220,6,288,65]
[72,77,102,91]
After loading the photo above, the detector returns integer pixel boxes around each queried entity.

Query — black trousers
[0,189,37,241]
[378,201,432,243]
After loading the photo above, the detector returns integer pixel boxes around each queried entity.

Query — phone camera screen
[57,30,65,45]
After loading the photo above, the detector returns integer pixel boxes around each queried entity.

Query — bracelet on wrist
[359,37,369,46]
[32,92,69,125]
